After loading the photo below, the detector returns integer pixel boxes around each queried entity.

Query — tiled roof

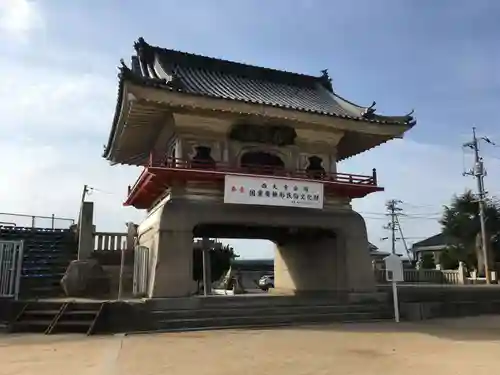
[411,233,459,250]
[103,38,417,163]
[162,64,352,117]
[124,37,415,126]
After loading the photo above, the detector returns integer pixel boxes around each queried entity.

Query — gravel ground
[1,315,500,375]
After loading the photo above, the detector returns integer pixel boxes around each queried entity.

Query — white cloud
[0,135,145,230]
[1,31,499,260]
[0,59,115,136]
[0,0,44,40]
[0,50,144,232]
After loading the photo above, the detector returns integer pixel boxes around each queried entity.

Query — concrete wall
[274,238,341,293]
[387,285,500,321]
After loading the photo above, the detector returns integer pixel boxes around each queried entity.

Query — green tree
[420,252,436,269]
[192,242,237,285]
[439,247,460,270]
[440,190,500,274]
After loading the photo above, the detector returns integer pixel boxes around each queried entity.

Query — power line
[399,201,440,210]
[362,214,440,221]
[398,215,441,220]
[87,186,116,195]
[360,210,441,217]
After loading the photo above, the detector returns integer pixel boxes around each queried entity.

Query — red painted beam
[123,165,383,209]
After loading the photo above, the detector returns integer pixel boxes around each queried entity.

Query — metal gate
[133,245,149,297]
[0,241,24,299]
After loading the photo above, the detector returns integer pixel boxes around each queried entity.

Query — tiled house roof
[411,233,459,251]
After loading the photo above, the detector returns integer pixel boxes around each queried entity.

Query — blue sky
[1,0,500,258]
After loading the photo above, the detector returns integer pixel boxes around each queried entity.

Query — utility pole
[395,214,412,261]
[77,185,90,224]
[463,127,493,283]
[385,199,403,255]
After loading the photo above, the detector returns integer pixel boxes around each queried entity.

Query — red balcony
[124,158,383,209]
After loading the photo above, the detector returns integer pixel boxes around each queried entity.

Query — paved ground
[2,316,500,375]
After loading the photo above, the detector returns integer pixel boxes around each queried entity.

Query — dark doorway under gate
[240,151,285,169]
[193,223,336,245]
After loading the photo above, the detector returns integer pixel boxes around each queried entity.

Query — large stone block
[60,259,110,297]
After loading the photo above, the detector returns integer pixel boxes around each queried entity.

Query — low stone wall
[379,284,500,321]
[381,284,500,302]
[400,300,500,320]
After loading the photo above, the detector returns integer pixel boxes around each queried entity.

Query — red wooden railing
[142,157,377,185]
[125,157,381,206]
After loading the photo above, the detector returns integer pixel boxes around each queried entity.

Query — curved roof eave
[103,69,126,160]
[115,75,415,126]
[329,89,416,126]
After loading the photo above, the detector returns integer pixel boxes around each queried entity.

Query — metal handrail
[0,212,75,229]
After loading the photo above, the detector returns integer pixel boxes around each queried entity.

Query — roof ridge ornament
[118,58,169,87]
[361,101,377,119]
[134,37,157,79]
[405,109,416,125]
[319,69,333,92]
[134,37,150,52]
[118,58,133,77]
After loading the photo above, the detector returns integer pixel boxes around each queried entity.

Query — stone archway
[140,198,377,298]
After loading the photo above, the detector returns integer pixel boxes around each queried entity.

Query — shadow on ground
[2,315,500,344]
[0,333,110,346]
[239,315,500,342]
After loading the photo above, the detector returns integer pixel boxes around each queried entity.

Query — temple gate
[103,37,415,299]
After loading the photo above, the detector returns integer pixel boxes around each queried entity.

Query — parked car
[258,274,274,291]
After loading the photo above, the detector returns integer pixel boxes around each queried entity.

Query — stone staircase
[0,226,77,298]
[1,295,392,335]
[9,301,104,335]
[143,295,392,332]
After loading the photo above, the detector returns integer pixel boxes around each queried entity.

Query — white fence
[94,232,127,251]
[374,268,463,285]
[0,241,24,299]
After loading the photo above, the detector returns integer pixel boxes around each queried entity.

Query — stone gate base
[136,197,376,298]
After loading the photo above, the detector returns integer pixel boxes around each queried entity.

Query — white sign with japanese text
[223,175,324,209]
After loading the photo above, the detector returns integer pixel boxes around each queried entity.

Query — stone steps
[143,297,392,332]
[151,303,384,320]
[9,301,104,335]
[145,293,386,311]
[152,311,389,332]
